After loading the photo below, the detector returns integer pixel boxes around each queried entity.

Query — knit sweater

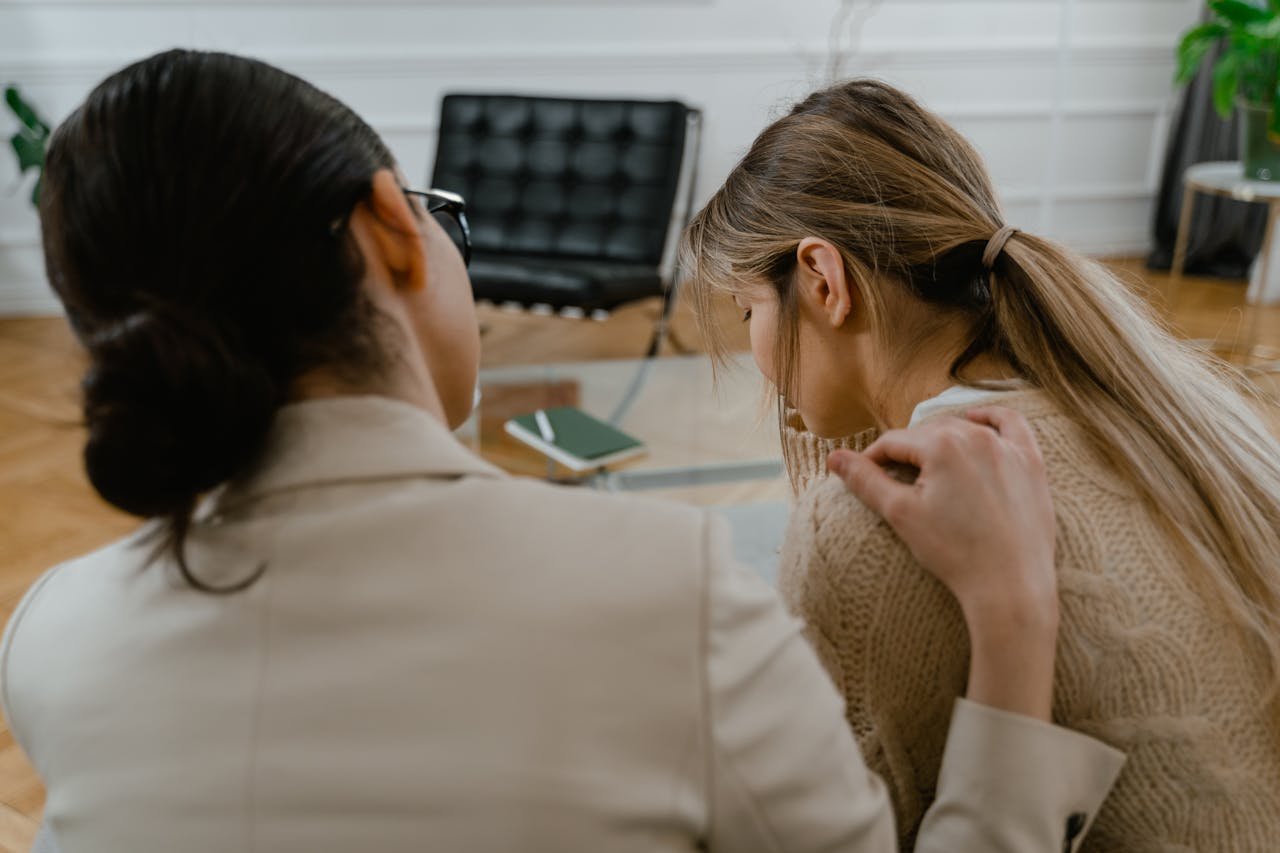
[779,390,1280,852]
[781,408,879,490]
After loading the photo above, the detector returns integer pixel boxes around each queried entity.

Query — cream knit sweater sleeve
[778,476,969,850]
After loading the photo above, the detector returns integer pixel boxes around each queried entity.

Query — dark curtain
[1148,40,1267,278]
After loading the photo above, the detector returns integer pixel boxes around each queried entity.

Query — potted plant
[5,85,50,206]
[1178,0,1280,180]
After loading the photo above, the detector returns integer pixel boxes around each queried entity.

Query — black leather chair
[430,94,701,356]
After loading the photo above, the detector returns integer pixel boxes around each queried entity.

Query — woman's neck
[876,350,1017,430]
[287,291,452,421]
[289,351,448,424]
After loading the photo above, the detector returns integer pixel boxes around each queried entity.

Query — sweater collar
[212,395,504,511]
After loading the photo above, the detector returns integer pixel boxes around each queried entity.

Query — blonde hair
[682,79,1280,704]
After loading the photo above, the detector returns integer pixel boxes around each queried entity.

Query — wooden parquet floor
[0,260,1277,851]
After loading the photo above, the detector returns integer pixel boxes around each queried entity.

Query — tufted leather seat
[431,94,693,312]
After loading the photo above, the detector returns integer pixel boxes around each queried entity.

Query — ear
[795,237,854,328]
[349,169,428,294]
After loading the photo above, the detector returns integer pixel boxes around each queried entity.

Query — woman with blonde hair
[684,78,1280,851]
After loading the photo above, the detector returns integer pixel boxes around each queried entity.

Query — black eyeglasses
[404,188,471,268]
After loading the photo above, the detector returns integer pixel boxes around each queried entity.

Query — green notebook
[505,406,646,472]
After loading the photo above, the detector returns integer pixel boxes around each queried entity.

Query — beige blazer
[2,396,1124,853]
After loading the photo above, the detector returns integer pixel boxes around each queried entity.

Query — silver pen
[534,409,556,443]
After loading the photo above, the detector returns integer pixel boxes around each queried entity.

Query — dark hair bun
[82,309,280,518]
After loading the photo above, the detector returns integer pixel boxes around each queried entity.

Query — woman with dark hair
[2,50,1122,852]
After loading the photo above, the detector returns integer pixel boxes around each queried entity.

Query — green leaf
[29,174,41,207]
[3,86,50,138]
[1177,23,1228,83]
[1246,16,1280,38]
[1181,21,1229,52]
[1211,0,1272,26]
[1214,50,1242,117]
[9,131,44,173]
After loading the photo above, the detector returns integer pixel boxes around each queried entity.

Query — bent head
[41,49,478,556]
[684,80,1013,436]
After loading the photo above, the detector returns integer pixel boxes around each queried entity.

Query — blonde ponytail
[992,233,1280,689]
[683,78,1280,704]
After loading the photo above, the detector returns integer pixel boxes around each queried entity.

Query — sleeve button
[1063,812,1088,852]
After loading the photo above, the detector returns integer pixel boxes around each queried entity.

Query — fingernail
[827,453,847,476]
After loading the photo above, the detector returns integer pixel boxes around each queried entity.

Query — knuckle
[934,425,965,454]
[841,466,866,492]
[878,427,906,446]
[972,424,1002,454]
[881,494,911,528]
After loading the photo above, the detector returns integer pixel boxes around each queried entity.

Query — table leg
[1238,201,1276,364]
[1233,201,1280,373]
[1239,203,1280,373]
[1169,183,1197,309]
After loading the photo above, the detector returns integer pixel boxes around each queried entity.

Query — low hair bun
[82,308,281,518]
[42,50,397,589]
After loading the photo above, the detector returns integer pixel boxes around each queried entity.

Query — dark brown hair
[40,49,396,591]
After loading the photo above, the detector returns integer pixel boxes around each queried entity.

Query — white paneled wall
[0,0,1198,314]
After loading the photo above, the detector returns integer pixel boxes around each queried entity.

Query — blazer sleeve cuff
[917,698,1126,852]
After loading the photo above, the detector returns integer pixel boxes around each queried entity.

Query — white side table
[1171,161,1280,370]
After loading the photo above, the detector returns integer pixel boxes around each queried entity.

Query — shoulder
[919,389,1136,499]
[3,528,152,630]
[4,529,150,634]
[916,389,1136,504]
[435,474,720,610]
[472,474,710,550]
[779,474,923,620]
[785,475,905,575]
[351,470,712,561]
[1,531,149,734]
[2,562,67,712]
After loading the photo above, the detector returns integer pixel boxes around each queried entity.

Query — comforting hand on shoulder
[827,407,1059,721]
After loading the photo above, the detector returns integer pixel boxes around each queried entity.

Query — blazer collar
[215,395,504,510]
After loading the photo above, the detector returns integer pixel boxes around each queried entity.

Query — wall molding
[0,0,1187,5]
[0,37,1177,84]
[1001,182,1155,205]
[0,0,712,5]
[366,97,1169,134]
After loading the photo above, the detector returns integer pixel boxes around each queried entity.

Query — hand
[827,407,1059,720]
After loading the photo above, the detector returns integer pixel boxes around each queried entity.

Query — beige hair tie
[982,225,1019,270]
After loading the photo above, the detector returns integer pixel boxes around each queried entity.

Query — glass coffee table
[465,354,793,577]
[468,353,789,502]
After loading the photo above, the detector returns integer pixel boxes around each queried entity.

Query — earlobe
[826,280,852,328]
